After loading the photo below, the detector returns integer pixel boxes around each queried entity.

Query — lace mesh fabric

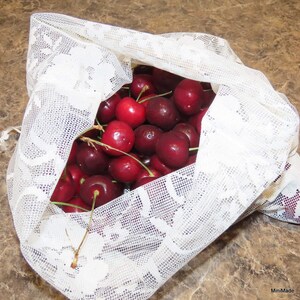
[6,13,300,299]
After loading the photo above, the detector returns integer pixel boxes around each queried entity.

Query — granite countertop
[0,1,299,299]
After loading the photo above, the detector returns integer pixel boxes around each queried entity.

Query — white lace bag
[6,13,300,300]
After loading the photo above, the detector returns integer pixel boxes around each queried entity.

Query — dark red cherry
[67,141,78,165]
[51,172,75,203]
[136,167,161,182]
[146,97,180,130]
[152,68,183,93]
[173,123,199,148]
[131,176,159,190]
[96,93,122,124]
[138,93,157,108]
[201,82,212,90]
[133,65,153,75]
[188,108,208,135]
[186,154,197,166]
[80,175,122,208]
[81,128,100,139]
[112,180,125,196]
[150,154,174,175]
[141,155,151,166]
[174,79,205,115]
[202,89,216,108]
[66,164,88,194]
[134,124,163,155]
[115,97,146,128]
[130,74,156,99]
[101,120,135,156]
[63,196,91,213]
[155,131,189,169]
[108,154,143,184]
[118,85,130,98]
[76,143,109,175]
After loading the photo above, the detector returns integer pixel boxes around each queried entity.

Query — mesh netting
[6,13,300,300]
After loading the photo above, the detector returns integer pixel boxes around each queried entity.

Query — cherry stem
[189,147,199,152]
[136,85,149,102]
[80,136,155,177]
[95,118,105,132]
[80,124,104,137]
[51,201,90,212]
[137,90,172,104]
[70,189,99,269]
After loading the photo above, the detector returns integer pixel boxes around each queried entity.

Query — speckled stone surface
[0,1,299,299]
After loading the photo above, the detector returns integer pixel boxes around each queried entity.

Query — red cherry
[134,124,163,155]
[152,68,183,93]
[140,155,151,166]
[201,82,212,90]
[130,74,156,99]
[51,172,75,203]
[96,93,121,124]
[108,154,143,183]
[81,128,100,139]
[63,197,91,213]
[202,89,216,108]
[155,131,190,169]
[174,79,205,115]
[150,154,174,175]
[188,108,208,135]
[66,164,88,194]
[186,154,197,166]
[101,120,135,156]
[76,143,109,175]
[115,97,146,128]
[146,97,180,130]
[112,180,125,197]
[67,141,78,165]
[133,65,153,75]
[173,123,199,148]
[138,93,157,108]
[80,175,122,208]
[131,176,159,190]
[118,86,130,98]
[136,167,161,182]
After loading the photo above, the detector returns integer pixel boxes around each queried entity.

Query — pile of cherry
[51,65,216,213]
